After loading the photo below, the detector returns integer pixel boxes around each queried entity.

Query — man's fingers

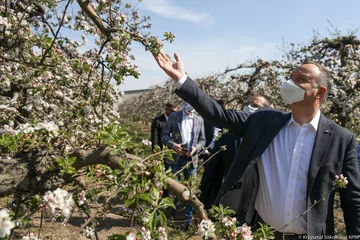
[157,52,169,63]
[174,53,181,63]
[161,52,168,60]
[156,52,173,67]
[156,53,166,63]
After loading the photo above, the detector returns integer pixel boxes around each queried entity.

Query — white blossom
[78,190,87,206]
[43,188,75,218]
[82,226,95,238]
[0,16,11,27]
[0,125,14,134]
[22,232,40,240]
[34,121,59,136]
[126,232,137,240]
[236,223,253,240]
[0,209,15,238]
[140,227,151,240]
[158,227,167,240]
[141,139,151,146]
[196,219,216,239]
[18,123,35,134]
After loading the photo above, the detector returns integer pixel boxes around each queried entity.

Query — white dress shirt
[255,111,320,234]
[181,111,194,147]
[176,74,188,89]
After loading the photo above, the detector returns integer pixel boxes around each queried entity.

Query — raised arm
[155,52,250,137]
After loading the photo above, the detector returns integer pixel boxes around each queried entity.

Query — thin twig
[40,0,71,64]
[197,148,225,170]
[38,211,43,238]
[0,55,54,68]
[274,187,336,232]
[174,148,224,177]
[41,16,57,37]
[79,186,120,233]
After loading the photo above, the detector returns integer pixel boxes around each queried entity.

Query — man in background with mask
[155,52,360,238]
[162,102,206,229]
[199,93,273,210]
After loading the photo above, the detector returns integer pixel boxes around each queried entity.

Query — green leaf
[83,63,91,72]
[43,34,53,44]
[149,211,157,231]
[153,187,160,200]
[159,210,167,227]
[158,197,175,209]
[107,234,127,240]
[136,193,153,204]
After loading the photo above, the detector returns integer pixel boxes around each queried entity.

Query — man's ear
[317,86,327,98]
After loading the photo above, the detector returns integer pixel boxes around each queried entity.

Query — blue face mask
[243,105,258,115]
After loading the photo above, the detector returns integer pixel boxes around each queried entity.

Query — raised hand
[155,52,185,81]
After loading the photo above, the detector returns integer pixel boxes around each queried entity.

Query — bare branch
[76,0,107,35]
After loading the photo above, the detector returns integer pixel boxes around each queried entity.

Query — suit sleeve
[175,77,250,137]
[339,133,360,234]
[150,118,158,151]
[161,113,175,149]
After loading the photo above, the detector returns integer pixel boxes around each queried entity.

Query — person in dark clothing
[150,102,177,199]
[150,102,177,152]
[200,99,225,165]
[199,94,273,209]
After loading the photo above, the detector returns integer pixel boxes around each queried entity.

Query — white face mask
[183,103,195,115]
[243,105,258,115]
[280,79,306,104]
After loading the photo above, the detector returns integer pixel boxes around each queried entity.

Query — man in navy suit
[155,52,360,238]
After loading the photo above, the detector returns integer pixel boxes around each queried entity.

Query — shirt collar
[164,113,169,121]
[287,110,321,131]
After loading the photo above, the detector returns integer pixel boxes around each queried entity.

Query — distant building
[121,89,152,100]
[116,88,152,109]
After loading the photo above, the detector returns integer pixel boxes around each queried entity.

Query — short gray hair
[302,59,333,97]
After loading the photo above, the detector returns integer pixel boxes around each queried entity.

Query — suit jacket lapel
[239,112,291,182]
[218,111,291,201]
[251,112,291,161]
[306,114,333,199]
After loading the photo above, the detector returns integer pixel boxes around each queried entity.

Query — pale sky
[120,0,360,91]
